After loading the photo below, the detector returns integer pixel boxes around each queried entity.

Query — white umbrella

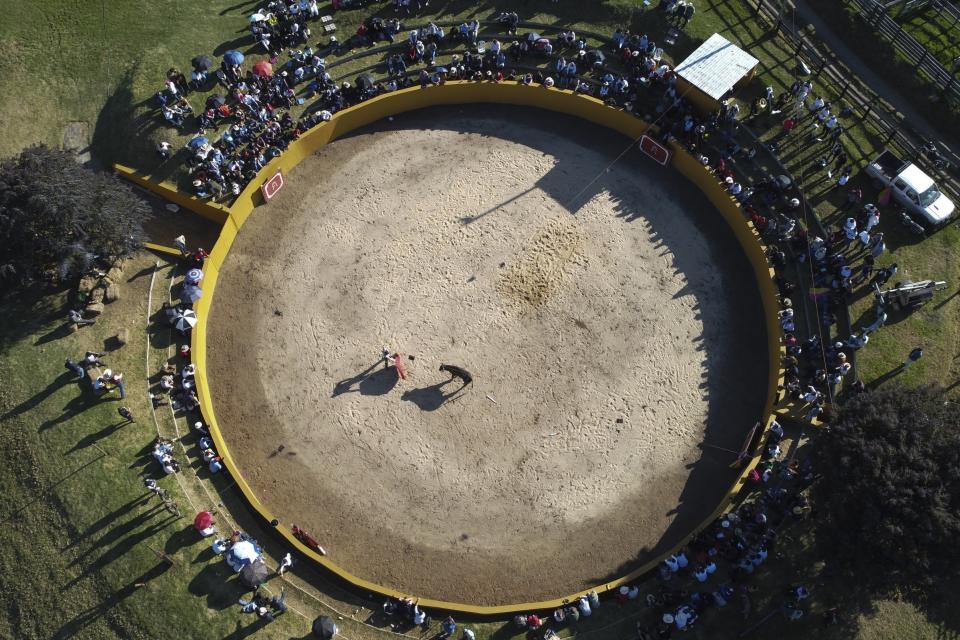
[229,540,259,567]
[250,12,267,22]
[173,309,198,332]
[182,285,203,303]
[186,268,204,283]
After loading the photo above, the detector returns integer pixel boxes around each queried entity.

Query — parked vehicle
[865,150,955,225]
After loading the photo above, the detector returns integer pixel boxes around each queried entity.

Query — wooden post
[943,75,956,98]
[839,79,851,99]
[872,4,887,26]
[885,126,898,144]
[915,49,929,71]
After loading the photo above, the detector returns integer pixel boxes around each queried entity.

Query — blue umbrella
[224,50,244,66]
[187,136,209,149]
[434,66,449,74]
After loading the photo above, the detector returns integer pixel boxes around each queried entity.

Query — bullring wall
[122,81,784,615]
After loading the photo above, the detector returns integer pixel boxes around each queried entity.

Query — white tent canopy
[675,33,760,102]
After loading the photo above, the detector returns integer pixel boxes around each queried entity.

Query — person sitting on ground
[84,351,106,368]
[160,374,176,391]
[161,454,180,475]
[68,309,96,327]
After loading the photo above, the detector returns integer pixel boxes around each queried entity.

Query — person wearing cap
[843,216,857,240]
[577,595,592,616]
[902,346,923,369]
[440,616,456,637]
[664,554,680,572]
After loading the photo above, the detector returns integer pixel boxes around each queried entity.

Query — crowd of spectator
[150,2,697,200]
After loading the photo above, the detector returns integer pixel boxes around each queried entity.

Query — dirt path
[206,106,766,605]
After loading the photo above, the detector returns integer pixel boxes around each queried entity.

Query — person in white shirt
[413,604,426,626]
[278,552,293,575]
[577,596,591,616]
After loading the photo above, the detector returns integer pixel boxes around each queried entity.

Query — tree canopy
[815,385,960,598]
[0,145,147,288]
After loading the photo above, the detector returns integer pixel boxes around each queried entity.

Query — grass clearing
[1,0,959,638]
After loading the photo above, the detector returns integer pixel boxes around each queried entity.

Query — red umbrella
[194,511,215,531]
[252,60,273,77]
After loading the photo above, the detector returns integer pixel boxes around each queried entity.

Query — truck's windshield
[920,185,942,207]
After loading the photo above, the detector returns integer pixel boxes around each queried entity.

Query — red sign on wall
[260,170,284,202]
[639,135,671,166]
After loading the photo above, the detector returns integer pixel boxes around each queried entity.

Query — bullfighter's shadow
[332,361,398,397]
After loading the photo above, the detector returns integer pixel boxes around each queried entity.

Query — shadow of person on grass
[189,560,241,610]
[34,322,75,346]
[67,420,131,453]
[52,561,172,639]
[1,371,77,420]
[165,523,202,556]
[39,385,102,432]
[62,493,152,549]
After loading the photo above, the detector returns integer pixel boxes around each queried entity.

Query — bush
[0,145,148,288]
[814,385,960,600]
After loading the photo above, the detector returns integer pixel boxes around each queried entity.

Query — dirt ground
[206,106,767,605]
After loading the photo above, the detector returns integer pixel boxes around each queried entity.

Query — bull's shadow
[400,377,468,411]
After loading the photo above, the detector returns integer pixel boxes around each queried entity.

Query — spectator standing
[278,552,293,576]
[440,616,456,638]
[118,406,135,424]
[902,346,923,369]
[174,235,188,256]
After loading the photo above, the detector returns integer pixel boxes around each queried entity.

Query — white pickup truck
[865,150,955,225]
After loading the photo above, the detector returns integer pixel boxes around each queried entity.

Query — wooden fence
[751,0,960,201]
[846,0,960,105]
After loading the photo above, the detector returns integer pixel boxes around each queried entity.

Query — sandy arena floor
[206,106,766,605]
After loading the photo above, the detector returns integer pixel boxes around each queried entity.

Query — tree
[814,385,960,599]
[0,145,148,288]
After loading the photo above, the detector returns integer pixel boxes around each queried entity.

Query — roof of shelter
[674,33,760,101]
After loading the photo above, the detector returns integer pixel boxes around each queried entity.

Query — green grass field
[2,1,959,638]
